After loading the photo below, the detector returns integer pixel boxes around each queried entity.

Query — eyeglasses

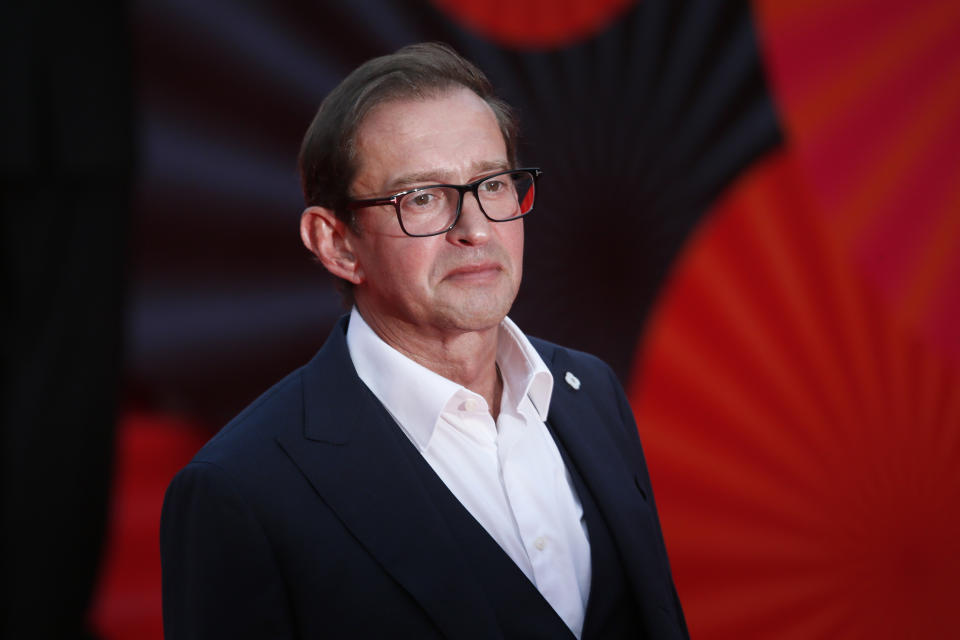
[346,168,542,238]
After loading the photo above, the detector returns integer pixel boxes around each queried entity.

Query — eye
[481,179,505,193]
[402,188,450,215]
[410,191,437,207]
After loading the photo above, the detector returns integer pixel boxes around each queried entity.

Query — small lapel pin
[564,371,581,390]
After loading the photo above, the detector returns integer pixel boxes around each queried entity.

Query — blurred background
[2,0,957,638]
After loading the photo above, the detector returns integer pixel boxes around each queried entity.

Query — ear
[300,206,365,284]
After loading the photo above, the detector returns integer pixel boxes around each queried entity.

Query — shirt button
[534,536,547,551]
[464,398,481,412]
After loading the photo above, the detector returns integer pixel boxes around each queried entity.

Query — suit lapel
[537,344,672,619]
[275,320,501,640]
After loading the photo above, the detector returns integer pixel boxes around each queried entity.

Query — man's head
[298,42,518,227]
[299,43,530,339]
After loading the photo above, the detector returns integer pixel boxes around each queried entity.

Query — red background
[90,1,960,637]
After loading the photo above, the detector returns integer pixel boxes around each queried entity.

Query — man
[161,42,688,639]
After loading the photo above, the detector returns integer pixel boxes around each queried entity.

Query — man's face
[346,88,524,339]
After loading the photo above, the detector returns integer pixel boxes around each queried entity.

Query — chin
[436,291,516,332]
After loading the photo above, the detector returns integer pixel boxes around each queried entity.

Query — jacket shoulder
[191,366,306,468]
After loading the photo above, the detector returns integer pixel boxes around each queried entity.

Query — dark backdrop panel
[127,0,780,424]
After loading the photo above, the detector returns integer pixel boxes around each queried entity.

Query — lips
[443,261,503,281]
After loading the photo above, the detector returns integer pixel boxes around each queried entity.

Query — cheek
[384,239,440,287]
[504,222,525,269]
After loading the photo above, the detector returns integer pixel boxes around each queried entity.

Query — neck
[358,309,504,418]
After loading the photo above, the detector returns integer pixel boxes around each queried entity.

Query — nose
[447,191,491,246]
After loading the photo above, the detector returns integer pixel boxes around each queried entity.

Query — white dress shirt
[346,307,592,637]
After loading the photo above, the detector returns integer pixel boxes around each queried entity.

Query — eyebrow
[388,160,510,191]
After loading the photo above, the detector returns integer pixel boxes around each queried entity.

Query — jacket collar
[276,316,501,639]
[533,339,675,628]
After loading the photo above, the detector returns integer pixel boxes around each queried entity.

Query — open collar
[345,308,554,450]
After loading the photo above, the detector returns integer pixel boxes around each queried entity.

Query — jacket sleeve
[160,461,294,640]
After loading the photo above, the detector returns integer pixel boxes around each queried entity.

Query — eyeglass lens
[398,171,535,236]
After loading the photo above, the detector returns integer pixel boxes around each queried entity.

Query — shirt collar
[496,316,553,419]
[345,307,554,451]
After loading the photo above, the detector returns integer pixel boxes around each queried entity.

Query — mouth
[443,262,503,282]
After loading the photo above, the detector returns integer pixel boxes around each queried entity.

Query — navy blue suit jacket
[160,317,688,639]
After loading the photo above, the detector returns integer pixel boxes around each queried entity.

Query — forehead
[352,88,508,191]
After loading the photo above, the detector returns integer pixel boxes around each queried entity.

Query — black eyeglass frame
[345,168,542,238]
